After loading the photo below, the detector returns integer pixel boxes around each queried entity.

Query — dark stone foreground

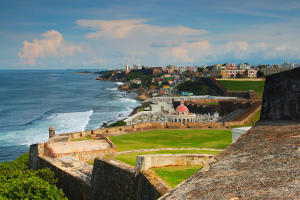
[161,122,300,200]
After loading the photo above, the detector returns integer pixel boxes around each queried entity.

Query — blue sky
[1,0,300,69]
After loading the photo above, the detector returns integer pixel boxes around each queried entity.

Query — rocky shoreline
[96,78,145,127]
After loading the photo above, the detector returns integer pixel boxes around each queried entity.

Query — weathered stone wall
[44,137,117,161]
[51,120,253,143]
[261,67,300,121]
[231,101,261,122]
[29,143,45,170]
[136,154,214,173]
[69,122,164,140]
[38,157,91,200]
[90,159,163,200]
[29,145,92,200]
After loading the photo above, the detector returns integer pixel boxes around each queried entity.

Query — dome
[176,104,189,113]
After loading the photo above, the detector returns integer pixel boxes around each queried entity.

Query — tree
[197,67,204,73]
[243,70,248,78]
[257,70,265,78]
[0,154,67,200]
[236,72,242,78]
[176,80,217,95]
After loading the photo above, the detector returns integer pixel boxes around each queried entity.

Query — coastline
[96,79,143,127]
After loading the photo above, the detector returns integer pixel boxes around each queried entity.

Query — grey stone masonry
[260,67,300,121]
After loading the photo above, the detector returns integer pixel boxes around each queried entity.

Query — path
[114,148,223,155]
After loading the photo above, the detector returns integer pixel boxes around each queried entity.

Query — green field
[109,129,232,152]
[108,149,220,166]
[153,166,202,188]
[217,80,265,99]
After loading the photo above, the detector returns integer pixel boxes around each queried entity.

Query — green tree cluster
[106,120,127,128]
[0,154,67,200]
[177,80,216,95]
[100,71,114,79]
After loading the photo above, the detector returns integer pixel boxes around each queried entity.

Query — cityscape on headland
[96,60,298,100]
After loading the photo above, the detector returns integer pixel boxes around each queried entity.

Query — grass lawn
[110,129,232,152]
[108,149,220,166]
[153,166,202,188]
[217,80,265,99]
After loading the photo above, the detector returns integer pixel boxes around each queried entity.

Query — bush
[106,120,127,128]
[0,154,67,200]
[177,80,217,95]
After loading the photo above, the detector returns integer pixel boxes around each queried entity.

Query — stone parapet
[135,154,215,174]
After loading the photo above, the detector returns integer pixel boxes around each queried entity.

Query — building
[132,64,139,70]
[167,103,196,123]
[248,69,257,78]
[238,63,251,70]
[221,69,257,78]
[125,64,130,73]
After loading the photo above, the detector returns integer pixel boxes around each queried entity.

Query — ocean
[0,70,141,163]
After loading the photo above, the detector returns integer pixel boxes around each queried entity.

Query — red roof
[176,104,189,112]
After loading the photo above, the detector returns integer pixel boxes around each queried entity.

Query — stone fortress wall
[260,67,300,121]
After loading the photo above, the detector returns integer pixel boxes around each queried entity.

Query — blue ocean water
[0,70,140,162]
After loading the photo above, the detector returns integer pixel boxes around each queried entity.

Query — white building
[167,103,196,123]
[125,64,130,72]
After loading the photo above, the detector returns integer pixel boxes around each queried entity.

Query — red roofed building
[167,103,196,124]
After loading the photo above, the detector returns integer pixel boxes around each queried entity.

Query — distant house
[238,63,251,70]
[221,69,257,78]
[130,79,141,84]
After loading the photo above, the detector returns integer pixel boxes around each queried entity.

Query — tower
[49,125,55,138]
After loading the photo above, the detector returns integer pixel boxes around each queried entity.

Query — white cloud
[162,40,211,63]
[76,19,208,39]
[18,30,81,65]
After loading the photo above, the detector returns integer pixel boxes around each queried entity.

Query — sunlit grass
[153,165,202,188]
[110,129,232,152]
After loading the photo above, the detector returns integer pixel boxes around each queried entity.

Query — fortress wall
[59,120,251,142]
[69,123,164,140]
[90,159,162,200]
[232,101,261,122]
[29,143,45,170]
[136,154,214,173]
[50,148,117,161]
[29,146,91,200]
[261,67,300,121]
[38,157,91,200]
[44,136,118,161]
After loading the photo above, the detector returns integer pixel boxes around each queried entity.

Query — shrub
[106,120,127,128]
[0,154,67,200]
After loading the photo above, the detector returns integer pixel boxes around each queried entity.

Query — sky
[1,0,300,69]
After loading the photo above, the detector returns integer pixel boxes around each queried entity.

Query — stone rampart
[90,158,166,200]
[50,120,253,143]
[136,154,215,173]
[231,100,261,122]
[44,136,117,161]
[69,122,164,140]
[261,67,300,121]
[29,144,92,200]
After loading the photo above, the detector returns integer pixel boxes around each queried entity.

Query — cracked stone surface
[43,156,93,184]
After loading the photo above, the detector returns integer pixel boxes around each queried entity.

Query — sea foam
[48,110,94,134]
